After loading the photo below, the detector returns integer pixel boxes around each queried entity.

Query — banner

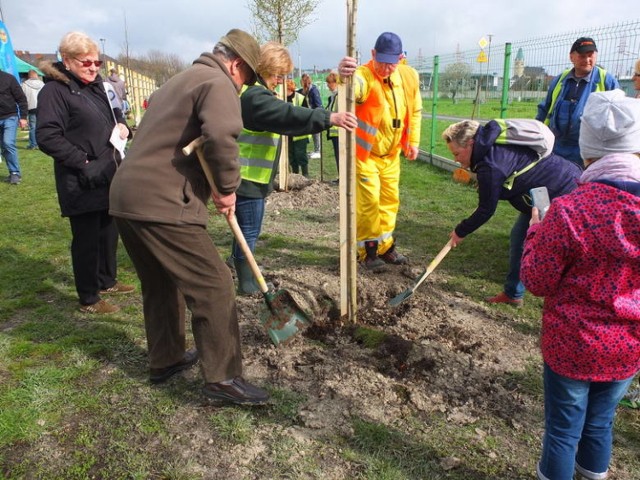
[0,21,19,81]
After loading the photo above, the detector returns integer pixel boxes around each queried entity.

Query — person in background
[285,78,311,177]
[325,71,340,180]
[105,68,126,111]
[633,58,640,98]
[109,29,270,405]
[232,42,357,295]
[298,72,323,159]
[37,31,134,314]
[0,69,28,184]
[337,32,422,269]
[536,37,618,166]
[442,119,581,306]
[521,89,640,480]
[21,69,44,150]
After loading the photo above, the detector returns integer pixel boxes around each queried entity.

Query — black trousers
[115,218,243,384]
[68,210,118,305]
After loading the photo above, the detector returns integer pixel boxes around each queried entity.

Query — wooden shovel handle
[182,136,269,294]
[412,239,453,292]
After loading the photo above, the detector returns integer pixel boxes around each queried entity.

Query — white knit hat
[579,89,640,160]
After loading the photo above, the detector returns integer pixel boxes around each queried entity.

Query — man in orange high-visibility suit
[338,32,422,269]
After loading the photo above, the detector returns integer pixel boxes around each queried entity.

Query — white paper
[110,125,127,159]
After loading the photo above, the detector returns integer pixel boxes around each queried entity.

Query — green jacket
[236,84,331,199]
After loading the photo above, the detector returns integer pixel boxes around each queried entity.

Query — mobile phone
[530,186,551,220]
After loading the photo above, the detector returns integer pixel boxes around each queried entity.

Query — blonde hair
[442,120,480,147]
[325,71,338,84]
[286,78,296,93]
[635,58,640,75]
[257,42,293,79]
[58,31,99,59]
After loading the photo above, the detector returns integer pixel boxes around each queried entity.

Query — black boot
[363,241,385,270]
[301,164,309,178]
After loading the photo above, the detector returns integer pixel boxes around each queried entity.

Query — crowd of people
[4,27,639,479]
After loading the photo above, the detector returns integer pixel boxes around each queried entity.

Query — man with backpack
[442,119,581,306]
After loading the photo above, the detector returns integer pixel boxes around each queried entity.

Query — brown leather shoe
[149,349,198,384]
[202,376,269,405]
[100,282,136,295]
[486,292,523,307]
[78,299,120,314]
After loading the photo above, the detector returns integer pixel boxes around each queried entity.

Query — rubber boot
[301,164,309,178]
[363,241,385,270]
[233,257,260,295]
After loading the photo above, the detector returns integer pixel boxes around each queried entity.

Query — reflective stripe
[358,118,378,136]
[238,133,279,146]
[503,157,542,190]
[290,92,311,141]
[238,82,280,184]
[357,231,393,248]
[356,136,373,152]
[544,67,608,125]
[495,118,508,142]
[239,157,276,169]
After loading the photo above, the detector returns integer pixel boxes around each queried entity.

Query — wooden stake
[340,0,358,322]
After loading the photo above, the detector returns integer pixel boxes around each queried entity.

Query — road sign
[477,50,488,63]
[479,37,489,49]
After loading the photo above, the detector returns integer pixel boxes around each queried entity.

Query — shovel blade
[259,289,313,346]
[389,288,414,307]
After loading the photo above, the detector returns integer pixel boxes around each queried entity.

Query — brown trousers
[115,218,242,383]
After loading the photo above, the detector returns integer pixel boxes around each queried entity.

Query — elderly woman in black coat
[37,31,134,314]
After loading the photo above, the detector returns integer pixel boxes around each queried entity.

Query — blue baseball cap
[374,32,403,64]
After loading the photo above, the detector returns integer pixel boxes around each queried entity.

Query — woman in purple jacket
[442,119,581,306]
[521,90,640,480]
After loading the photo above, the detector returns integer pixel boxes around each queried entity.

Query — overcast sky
[4,0,638,70]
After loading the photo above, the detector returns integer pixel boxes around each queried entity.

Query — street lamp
[99,38,106,75]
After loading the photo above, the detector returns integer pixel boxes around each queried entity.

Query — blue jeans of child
[232,195,265,261]
[0,115,21,175]
[504,212,530,300]
[537,363,635,480]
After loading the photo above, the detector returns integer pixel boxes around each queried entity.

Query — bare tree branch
[246,0,321,45]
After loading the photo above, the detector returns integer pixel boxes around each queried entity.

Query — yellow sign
[479,37,489,49]
[477,50,488,63]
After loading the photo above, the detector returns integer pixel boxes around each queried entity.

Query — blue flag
[0,21,19,81]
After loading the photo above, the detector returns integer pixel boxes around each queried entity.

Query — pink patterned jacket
[521,179,640,382]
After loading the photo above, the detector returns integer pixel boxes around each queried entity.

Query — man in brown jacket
[109,29,269,405]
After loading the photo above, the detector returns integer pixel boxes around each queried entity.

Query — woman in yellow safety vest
[232,42,357,294]
[325,71,340,179]
[285,78,311,177]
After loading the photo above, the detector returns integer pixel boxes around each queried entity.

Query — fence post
[500,43,512,119]
[429,55,440,158]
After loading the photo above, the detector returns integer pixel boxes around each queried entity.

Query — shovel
[183,137,313,346]
[389,240,453,307]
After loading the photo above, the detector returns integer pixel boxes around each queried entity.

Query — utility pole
[99,38,106,75]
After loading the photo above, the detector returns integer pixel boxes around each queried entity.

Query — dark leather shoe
[202,376,269,405]
[149,349,198,384]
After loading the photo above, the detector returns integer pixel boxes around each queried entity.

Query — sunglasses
[74,58,103,67]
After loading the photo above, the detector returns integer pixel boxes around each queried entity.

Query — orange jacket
[354,61,421,162]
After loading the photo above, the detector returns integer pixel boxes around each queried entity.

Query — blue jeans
[28,111,37,148]
[537,363,635,480]
[232,195,265,261]
[504,212,529,300]
[0,115,21,175]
